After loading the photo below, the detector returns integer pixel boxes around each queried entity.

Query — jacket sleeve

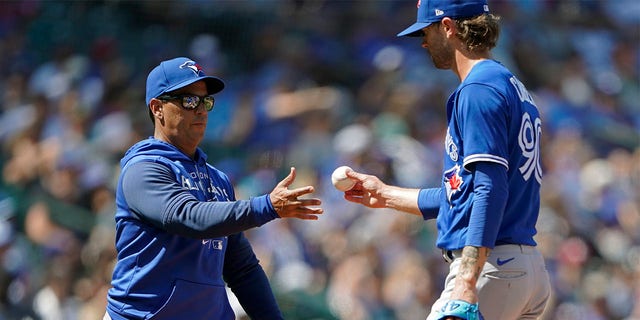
[121,161,280,238]
[223,232,284,319]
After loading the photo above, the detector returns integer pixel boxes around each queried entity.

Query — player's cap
[397,0,490,37]
[145,57,225,106]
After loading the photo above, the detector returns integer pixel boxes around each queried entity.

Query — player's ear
[441,17,456,35]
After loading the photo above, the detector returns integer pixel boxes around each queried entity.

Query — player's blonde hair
[455,13,501,53]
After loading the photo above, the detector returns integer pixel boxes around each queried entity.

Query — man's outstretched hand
[270,167,323,220]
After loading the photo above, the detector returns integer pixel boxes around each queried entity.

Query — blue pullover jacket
[106,137,283,319]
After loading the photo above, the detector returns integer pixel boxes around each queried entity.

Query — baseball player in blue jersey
[342,1,551,319]
[104,57,323,320]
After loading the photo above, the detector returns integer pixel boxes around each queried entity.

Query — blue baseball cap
[145,57,225,106]
[397,0,490,37]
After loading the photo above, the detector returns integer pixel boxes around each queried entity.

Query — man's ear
[150,99,163,118]
[441,17,456,36]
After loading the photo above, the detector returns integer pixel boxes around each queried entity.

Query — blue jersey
[436,60,542,250]
[107,138,283,320]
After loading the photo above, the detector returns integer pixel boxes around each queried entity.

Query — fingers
[291,207,324,220]
[292,198,322,207]
[345,169,366,182]
[271,185,315,208]
[277,167,296,189]
[343,193,363,204]
[293,214,320,220]
[279,198,324,220]
[271,167,326,220]
[280,198,322,209]
[288,185,315,198]
[276,168,316,199]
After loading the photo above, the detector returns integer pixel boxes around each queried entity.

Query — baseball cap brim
[397,22,433,37]
[164,76,225,96]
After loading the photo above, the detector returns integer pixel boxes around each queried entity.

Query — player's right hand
[269,167,323,220]
[342,170,388,209]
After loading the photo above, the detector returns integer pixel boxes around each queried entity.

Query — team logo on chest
[444,165,463,201]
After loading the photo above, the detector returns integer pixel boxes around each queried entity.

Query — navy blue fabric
[107,137,282,319]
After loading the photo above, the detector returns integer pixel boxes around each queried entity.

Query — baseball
[331,166,356,191]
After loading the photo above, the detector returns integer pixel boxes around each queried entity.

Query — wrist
[384,187,422,215]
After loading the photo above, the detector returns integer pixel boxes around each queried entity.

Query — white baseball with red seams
[331,166,355,191]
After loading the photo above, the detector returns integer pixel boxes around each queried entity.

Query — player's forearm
[124,162,279,238]
[382,186,423,216]
[162,195,279,238]
[451,245,490,303]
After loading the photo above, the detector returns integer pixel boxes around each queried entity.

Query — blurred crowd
[0,1,638,319]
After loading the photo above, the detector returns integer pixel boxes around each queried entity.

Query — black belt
[442,244,532,263]
[442,249,461,263]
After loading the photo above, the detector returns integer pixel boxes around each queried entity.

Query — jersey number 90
[511,76,542,184]
[519,113,542,184]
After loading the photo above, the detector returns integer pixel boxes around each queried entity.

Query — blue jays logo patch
[180,60,205,76]
[444,165,463,201]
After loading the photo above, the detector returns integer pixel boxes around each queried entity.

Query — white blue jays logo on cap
[180,60,205,76]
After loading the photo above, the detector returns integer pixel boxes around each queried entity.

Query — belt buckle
[442,249,454,263]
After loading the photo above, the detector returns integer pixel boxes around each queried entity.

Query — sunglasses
[158,94,215,111]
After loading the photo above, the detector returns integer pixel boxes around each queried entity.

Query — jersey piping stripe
[463,154,509,169]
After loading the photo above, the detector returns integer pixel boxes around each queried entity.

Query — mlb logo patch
[212,240,223,250]
[202,239,224,250]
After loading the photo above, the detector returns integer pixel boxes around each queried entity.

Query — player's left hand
[434,300,484,320]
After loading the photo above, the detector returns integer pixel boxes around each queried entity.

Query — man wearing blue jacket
[105,57,323,320]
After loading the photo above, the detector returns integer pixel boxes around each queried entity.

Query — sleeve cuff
[250,194,280,224]
[417,188,441,220]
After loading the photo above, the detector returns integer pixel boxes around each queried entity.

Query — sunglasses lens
[182,95,200,109]
[203,96,214,111]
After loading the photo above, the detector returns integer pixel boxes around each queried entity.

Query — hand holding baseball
[331,166,356,191]
[340,168,423,216]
